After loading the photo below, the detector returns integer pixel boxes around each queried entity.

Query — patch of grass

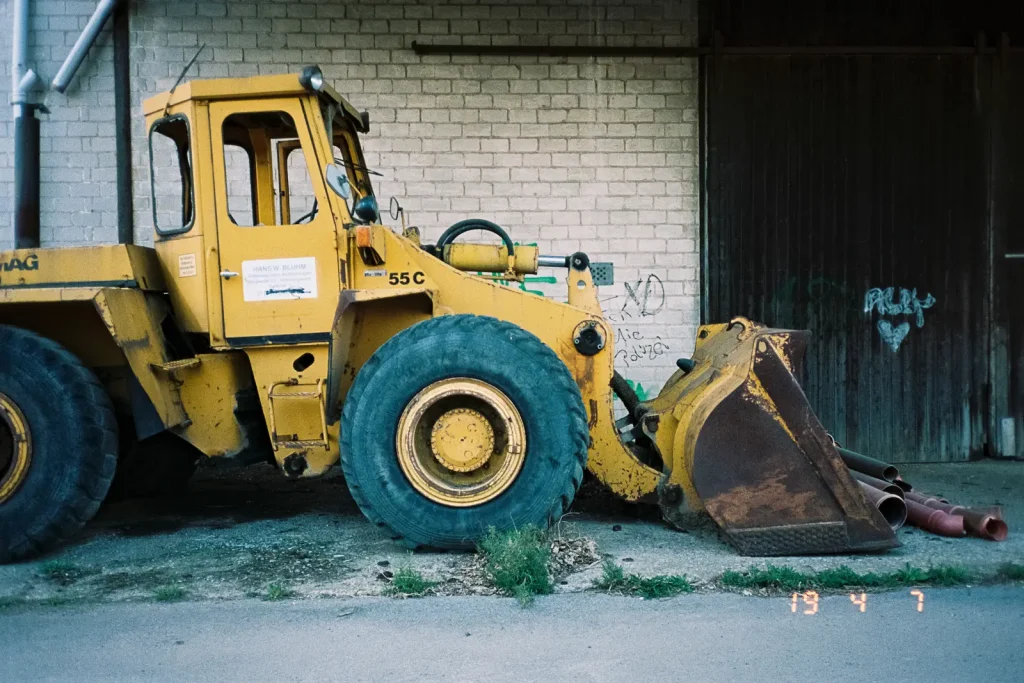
[478,526,553,606]
[594,561,693,599]
[997,562,1024,581]
[38,561,91,587]
[720,563,973,594]
[153,586,187,603]
[263,583,296,601]
[384,567,436,597]
[912,565,971,587]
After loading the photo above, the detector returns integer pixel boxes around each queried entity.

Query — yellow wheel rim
[396,378,526,507]
[0,392,32,504]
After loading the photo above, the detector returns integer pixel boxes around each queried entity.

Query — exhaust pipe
[959,509,1008,541]
[857,481,907,531]
[905,497,965,537]
[850,470,904,498]
[839,447,899,482]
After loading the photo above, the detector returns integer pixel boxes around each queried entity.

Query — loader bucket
[640,318,898,556]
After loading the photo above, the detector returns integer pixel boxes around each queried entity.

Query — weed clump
[385,567,436,597]
[263,583,296,601]
[153,586,187,603]
[38,561,91,587]
[595,561,693,599]
[997,562,1024,581]
[478,526,552,605]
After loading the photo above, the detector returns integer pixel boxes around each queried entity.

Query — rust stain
[704,472,833,527]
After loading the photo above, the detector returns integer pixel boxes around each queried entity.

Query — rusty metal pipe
[838,447,899,482]
[850,470,904,497]
[923,499,965,515]
[857,481,907,530]
[905,498,965,537]
[958,509,1008,541]
[904,490,948,507]
[893,476,913,492]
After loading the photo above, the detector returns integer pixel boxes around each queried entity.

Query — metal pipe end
[960,510,1009,541]
[850,470,904,497]
[858,481,907,530]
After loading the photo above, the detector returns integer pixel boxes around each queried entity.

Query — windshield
[322,102,375,204]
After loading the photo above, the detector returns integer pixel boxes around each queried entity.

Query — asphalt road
[2,587,1022,682]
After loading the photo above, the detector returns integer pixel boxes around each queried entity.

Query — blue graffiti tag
[863,287,936,352]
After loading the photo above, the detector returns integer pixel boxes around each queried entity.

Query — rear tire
[0,325,117,563]
[340,315,588,549]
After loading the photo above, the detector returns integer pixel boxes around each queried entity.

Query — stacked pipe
[838,446,1008,541]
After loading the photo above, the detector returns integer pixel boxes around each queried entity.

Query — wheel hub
[430,408,495,473]
[396,378,526,507]
[0,392,32,505]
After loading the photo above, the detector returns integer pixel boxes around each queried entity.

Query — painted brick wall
[2,0,699,393]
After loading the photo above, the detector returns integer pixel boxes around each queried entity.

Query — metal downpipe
[12,0,42,249]
[112,0,133,244]
[51,0,119,93]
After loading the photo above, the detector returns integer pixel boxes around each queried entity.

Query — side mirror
[352,195,379,223]
[325,164,351,200]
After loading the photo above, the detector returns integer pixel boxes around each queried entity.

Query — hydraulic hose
[436,219,516,258]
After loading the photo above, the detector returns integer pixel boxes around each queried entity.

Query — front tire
[0,325,117,563]
[340,315,588,549]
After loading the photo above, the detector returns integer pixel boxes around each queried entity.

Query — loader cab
[143,68,374,348]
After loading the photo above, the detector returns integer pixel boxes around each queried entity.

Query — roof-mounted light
[299,65,324,92]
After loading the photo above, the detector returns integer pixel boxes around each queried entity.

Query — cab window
[221,111,318,226]
[326,108,375,201]
[149,116,194,235]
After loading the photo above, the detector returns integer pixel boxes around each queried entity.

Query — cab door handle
[220,270,239,279]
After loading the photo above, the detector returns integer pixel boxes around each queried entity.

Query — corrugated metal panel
[704,55,991,462]
[992,56,1024,457]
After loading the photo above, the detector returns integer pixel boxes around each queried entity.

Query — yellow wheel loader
[0,67,898,562]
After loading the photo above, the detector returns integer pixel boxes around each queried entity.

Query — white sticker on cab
[178,253,197,278]
[363,269,387,277]
[241,257,318,301]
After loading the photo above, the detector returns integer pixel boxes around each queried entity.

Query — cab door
[209,98,339,345]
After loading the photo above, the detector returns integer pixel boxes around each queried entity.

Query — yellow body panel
[93,288,189,430]
[0,245,164,291]
[244,344,337,476]
[155,236,209,333]
[172,352,256,458]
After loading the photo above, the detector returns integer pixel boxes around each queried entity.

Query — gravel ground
[1,460,1021,605]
